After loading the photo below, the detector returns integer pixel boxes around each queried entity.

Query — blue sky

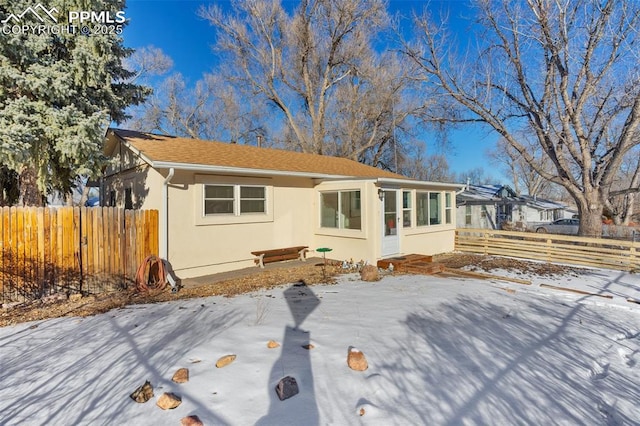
[122,0,501,181]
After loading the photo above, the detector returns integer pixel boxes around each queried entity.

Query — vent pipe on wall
[161,167,175,260]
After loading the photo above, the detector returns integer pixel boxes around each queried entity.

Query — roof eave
[151,161,353,179]
[107,129,156,165]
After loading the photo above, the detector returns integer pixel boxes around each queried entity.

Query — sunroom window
[403,191,412,227]
[320,190,361,230]
[445,192,453,224]
[430,192,441,225]
[417,191,442,226]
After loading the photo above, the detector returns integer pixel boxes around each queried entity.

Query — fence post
[483,231,489,255]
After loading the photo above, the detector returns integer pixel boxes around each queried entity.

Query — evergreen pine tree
[0,0,149,205]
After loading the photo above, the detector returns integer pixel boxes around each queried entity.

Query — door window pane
[384,190,397,236]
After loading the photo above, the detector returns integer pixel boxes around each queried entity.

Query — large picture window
[204,185,266,216]
[417,191,442,226]
[320,190,361,230]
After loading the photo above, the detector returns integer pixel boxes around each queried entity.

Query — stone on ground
[130,380,153,403]
[275,376,299,401]
[347,347,368,371]
[156,392,182,410]
[181,415,204,425]
[216,354,237,368]
[360,265,380,281]
[172,368,189,383]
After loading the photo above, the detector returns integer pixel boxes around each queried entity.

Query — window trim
[195,175,273,226]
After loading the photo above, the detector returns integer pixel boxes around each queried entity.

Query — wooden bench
[251,246,309,268]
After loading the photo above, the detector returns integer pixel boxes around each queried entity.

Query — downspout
[161,167,175,260]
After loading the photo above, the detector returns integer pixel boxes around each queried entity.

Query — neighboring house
[456,184,569,230]
[101,129,463,279]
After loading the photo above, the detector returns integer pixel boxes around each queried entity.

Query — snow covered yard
[1,269,639,425]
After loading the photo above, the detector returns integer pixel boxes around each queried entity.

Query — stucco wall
[401,228,456,255]
[102,165,165,210]
[167,173,315,278]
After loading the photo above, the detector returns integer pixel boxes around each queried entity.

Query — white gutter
[152,161,350,180]
[161,167,175,260]
[376,177,465,191]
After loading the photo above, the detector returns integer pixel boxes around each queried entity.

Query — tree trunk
[0,166,20,206]
[576,193,603,238]
[19,167,44,207]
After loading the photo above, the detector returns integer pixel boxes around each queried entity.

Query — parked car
[535,218,580,235]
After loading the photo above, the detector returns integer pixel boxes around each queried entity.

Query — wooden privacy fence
[456,228,640,272]
[1,206,159,303]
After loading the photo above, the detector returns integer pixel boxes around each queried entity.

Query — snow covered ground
[1,267,639,425]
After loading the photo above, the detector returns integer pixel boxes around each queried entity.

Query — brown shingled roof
[109,128,407,180]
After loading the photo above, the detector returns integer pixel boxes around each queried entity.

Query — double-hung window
[445,192,452,224]
[204,185,266,216]
[320,190,361,230]
[240,186,266,213]
[402,191,412,227]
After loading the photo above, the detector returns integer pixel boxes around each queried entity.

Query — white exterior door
[381,189,400,257]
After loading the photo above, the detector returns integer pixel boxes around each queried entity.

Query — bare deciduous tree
[124,45,174,83]
[127,72,266,144]
[457,167,493,186]
[407,0,640,236]
[487,137,555,197]
[403,154,453,182]
[605,148,640,224]
[199,0,422,166]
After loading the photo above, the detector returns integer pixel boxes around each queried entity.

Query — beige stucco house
[102,128,463,279]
